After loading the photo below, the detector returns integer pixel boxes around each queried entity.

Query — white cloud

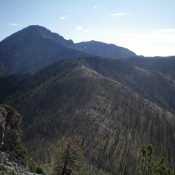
[160,28,175,33]
[76,26,83,31]
[10,23,19,26]
[75,26,90,32]
[110,12,127,16]
[59,16,67,20]
[113,31,175,56]
[83,29,91,33]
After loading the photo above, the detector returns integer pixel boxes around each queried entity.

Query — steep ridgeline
[1,57,175,113]
[0,25,137,77]
[82,57,175,113]
[122,56,175,80]
[76,40,136,59]
[0,25,88,76]
[0,57,175,175]
[0,105,43,175]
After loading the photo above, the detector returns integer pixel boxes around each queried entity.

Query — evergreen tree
[138,145,175,175]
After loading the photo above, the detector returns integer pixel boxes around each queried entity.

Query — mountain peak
[21,25,75,45]
[76,40,136,59]
[1,25,75,49]
[23,25,48,31]
[0,25,87,75]
[0,25,136,76]
[21,25,54,36]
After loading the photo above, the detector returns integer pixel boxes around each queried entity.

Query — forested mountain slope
[122,56,175,80]
[0,57,174,174]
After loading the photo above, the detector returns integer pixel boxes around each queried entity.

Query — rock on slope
[0,105,42,175]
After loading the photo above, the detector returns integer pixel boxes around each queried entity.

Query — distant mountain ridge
[122,56,175,80]
[0,25,88,75]
[0,25,136,76]
[76,40,136,59]
[2,25,76,49]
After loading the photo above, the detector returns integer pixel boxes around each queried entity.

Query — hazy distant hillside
[123,56,175,80]
[76,40,136,59]
[0,25,88,75]
[0,25,136,77]
[0,57,175,175]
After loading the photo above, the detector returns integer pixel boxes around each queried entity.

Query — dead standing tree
[54,138,84,175]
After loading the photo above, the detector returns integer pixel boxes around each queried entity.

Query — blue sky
[0,0,175,56]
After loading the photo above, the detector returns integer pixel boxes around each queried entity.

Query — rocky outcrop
[0,105,43,175]
[0,151,39,175]
[0,105,21,151]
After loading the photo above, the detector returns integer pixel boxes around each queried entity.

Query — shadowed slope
[1,57,174,174]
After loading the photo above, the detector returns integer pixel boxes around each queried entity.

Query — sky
[0,0,175,56]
